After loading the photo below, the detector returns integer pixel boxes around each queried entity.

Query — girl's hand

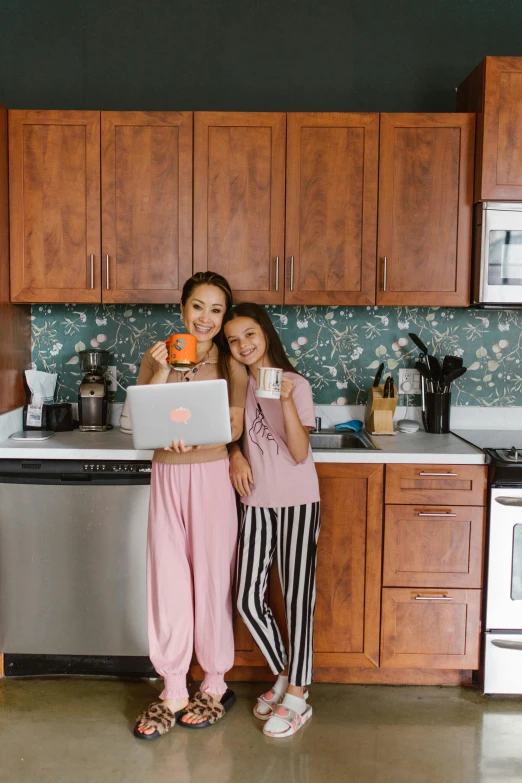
[229,450,254,496]
[164,439,201,454]
[280,377,295,403]
[149,341,170,373]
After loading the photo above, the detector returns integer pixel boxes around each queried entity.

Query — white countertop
[452,429,522,451]
[0,427,485,464]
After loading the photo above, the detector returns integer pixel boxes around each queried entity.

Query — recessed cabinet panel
[385,464,487,506]
[194,112,286,304]
[377,113,474,307]
[285,113,378,305]
[102,112,193,303]
[9,111,101,303]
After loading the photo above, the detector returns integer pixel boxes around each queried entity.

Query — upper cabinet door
[9,110,101,303]
[285,113,379,305]
[194,112,286,304]
[377,114,474,307]
[458,57,522,201]
[101,112,193,304]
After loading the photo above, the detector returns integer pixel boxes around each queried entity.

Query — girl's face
[224,316,268,369]
[181,284,227,343]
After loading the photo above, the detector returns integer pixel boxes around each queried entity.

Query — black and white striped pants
[236,501,321,687]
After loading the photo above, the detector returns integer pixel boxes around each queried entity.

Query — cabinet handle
[105,255,110,289]
[383,256,387,291]
[419,471,458,477]
[290,256,295,291]
[414,595,453,601]
[417,512,457,517]
[275,256,279,292]
[89,254,94,289]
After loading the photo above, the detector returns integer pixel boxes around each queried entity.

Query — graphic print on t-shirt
[248,403,279,456]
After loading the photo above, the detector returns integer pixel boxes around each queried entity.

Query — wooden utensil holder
[365,383,397,435]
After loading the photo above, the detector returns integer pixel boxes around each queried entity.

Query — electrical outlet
[106,365,117,392]
[398,368,421,395]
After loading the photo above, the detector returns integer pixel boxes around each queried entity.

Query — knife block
[365,383,397,435]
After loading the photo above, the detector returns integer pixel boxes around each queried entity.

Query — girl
[223,303,320,739]
[134,272,247,739]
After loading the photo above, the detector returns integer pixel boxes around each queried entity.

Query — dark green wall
[1,0,521,111]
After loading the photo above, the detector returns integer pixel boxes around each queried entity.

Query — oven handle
[494,496,522,507]
[491,640,522,651]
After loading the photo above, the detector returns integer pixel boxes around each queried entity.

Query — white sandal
[253,686,309,721]
[263,703,313,738]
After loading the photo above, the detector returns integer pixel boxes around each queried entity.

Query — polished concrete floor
[1,677,522,782]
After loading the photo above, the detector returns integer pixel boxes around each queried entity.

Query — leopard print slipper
[133,701,186,741]
[178,688,236,729]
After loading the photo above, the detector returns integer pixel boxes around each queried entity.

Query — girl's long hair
[181,271,234,386]
[220,303,302,377]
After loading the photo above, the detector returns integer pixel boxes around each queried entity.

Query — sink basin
[309,429,380,450]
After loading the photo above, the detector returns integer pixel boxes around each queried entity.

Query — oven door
[486,489,522,631]
[475,202,522,304]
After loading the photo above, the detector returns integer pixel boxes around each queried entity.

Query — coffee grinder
[78,349,111,431]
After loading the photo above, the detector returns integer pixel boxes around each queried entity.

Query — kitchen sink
[309,429,380,450]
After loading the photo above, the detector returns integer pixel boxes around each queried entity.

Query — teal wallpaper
[31,304,522,406]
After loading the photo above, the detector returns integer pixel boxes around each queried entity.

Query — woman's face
[181,284,227,343]
[224,316,268,368]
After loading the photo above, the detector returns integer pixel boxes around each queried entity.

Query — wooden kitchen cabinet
[194,111,379,305]
[9,110,193,304]
[383,505,485,589]
[385,463,487,507]
[101,112,193,303]
[376,113,474,307]
[194,111,286,304]
[458,56,522,201]
[380,588,481,670]
[9,110,102,303]
[285,113,379,305]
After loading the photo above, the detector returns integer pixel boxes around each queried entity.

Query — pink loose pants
[147,460,238,700]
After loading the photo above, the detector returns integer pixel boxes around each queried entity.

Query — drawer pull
[414,595,453,601]
[418,471,458,477]
[417,512,457,517]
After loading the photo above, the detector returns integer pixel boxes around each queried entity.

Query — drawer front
[383,505,485,588]
[385,464,487,506]
[380,588,481,669]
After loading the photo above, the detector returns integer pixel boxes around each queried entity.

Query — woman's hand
[229,449,254,496]
[280,377,295,403]
[149,341,170,374]
[164,440,201,454]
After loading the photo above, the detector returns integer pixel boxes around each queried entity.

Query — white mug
[255,367,283,399]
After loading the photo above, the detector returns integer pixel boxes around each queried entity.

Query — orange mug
[165,333,197,369]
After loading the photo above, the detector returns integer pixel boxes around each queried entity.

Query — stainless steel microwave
[473,202,522,307]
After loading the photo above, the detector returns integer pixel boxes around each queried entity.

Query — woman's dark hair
[181,271,234,385]
[221,302,302,377]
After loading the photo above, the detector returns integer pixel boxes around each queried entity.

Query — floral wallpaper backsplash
[30,304,522,406]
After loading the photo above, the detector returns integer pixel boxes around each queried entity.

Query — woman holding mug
[134,271,247,739]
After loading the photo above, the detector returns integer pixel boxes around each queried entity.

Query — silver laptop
[126,380,231,450]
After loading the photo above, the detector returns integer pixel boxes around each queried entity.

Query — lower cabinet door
[380,588,481,669]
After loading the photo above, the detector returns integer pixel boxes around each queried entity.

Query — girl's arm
[280,378,311,464]
[228,441,254,496]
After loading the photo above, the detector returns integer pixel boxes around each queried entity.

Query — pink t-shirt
[241,372,320,509]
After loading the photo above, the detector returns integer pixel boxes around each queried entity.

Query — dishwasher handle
[60,474,92,482]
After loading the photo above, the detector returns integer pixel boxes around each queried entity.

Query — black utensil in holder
[424,391,451,434]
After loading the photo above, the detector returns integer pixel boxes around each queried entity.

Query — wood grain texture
[383,505,485,588]
[101,111,193,303]
[9,110,101,303]
[377,113,474,307]
[385,464,487,506]
[312,463,384,669]
[481,57,522,200]
[0,103,30,414]
[194,112,286,304]
[380,588,481,669]
[456,58,485,203]
[285,112,378,305]
[191,665,472,685]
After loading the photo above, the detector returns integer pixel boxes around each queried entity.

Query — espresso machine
[78,349,110,432]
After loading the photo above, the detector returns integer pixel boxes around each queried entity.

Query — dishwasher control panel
[82,462,152,473]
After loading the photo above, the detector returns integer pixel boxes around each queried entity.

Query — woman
[134,271,247,739]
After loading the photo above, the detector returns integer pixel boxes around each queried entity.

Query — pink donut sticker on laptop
[170,407,192,424]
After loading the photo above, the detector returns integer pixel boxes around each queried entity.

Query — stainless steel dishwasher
[0,458,151,666]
